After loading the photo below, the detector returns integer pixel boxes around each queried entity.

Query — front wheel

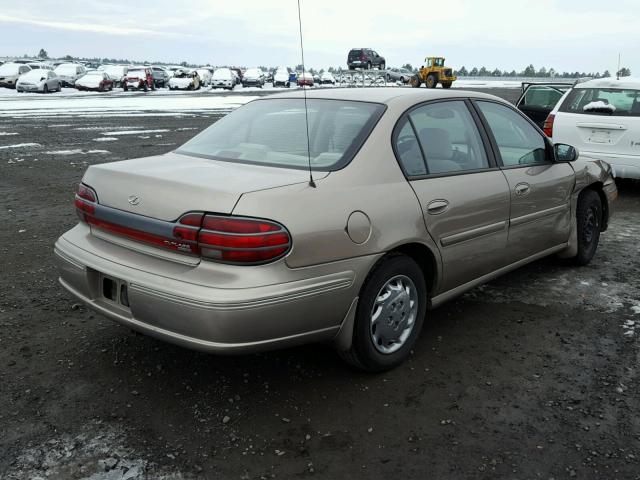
[572,189,602,265]
[410,75,421,88]
[426,74,437,88]
[338,254,427,372]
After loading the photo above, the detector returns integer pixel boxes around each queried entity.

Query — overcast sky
[1,0,638,74]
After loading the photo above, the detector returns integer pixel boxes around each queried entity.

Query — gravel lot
[1,87,640,480]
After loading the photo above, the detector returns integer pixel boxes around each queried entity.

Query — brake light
[73,185,291,264]
[75,183,97,221]
[543,114,555,138]
[198,214,291,264]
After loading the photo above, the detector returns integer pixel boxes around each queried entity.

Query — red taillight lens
[198,214,290,264]
[75,183,97,221]
[543,114,555,138]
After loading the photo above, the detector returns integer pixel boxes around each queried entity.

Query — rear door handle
[426,199,449,215]
[514,183,531,196]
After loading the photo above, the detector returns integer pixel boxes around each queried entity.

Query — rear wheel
[338,254,427,372]
[426,74,437,88]
[410,75,421,88]
[441,82,452,89]
[572,189,602,265]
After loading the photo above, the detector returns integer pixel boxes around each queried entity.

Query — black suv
[347,48,386,70]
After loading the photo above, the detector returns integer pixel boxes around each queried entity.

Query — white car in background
[27,62,53,71]
[273,67,290,87]
[102,65,129,87]
[195,68,212,87]
[547,78,640,179]
[320,72,336,85]
[54,63,86,87]
[0,63,31,89]
[211,68,235,90]
[16,69,61,93]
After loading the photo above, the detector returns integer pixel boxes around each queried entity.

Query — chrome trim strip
[440,221,507,247]
[510,204,568,228]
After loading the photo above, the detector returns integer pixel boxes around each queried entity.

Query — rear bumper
[54,227,373,353]
[582,151,640,180]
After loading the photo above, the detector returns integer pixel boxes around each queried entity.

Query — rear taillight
[73,185,290,264]
[543,113,555,138]
[75,183,97,221]
[198,214,291,264]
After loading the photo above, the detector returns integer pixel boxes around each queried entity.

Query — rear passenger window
[394,119,427,176]
[408,101,489,174]
[476,101,547,166]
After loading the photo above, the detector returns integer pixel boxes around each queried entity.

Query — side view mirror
[41,77,46,81]
[554,143,579,162]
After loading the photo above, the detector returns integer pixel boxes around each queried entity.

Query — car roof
[575,77,640,90]
[267,87,508,106]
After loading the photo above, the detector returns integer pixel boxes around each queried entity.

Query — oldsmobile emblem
[127,195,140,206]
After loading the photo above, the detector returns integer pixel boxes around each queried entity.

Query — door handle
[426,199,449,215]
[514,183,531,196]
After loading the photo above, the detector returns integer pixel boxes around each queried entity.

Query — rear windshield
[560,87,640,116]
[177,99,385,171]
[521,85,569,108]
[349,49,363,56]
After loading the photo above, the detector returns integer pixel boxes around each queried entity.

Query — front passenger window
[477,101,547,166]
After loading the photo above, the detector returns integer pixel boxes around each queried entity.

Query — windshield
[0,64,20,75]
[177,99,385,171]
[245,69,261,78]
[560,87,640,116]
[128,70,145,76]
[213,68,231,79]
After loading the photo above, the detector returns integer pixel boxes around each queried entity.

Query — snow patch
[0,132,18,136]
[102,129,169,136]
[7,421,190,480]
[93,137,119,142]
[0,142,41,149]
[583,101,616,112]
[45,149,110,155]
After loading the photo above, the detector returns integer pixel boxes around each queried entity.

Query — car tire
[426,74,437,88]
[572,189,602,266]
[338,253,427,372]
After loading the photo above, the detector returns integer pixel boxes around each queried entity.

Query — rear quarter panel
[231,109,441,271]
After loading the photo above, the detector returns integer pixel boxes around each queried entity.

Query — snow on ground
[45,149,110,155]
[5,421,190,480]
[102,129,169,136]
[0,92,259,118]
[0,142,41,149]
[93,137,119,142]
[0,132,19,136]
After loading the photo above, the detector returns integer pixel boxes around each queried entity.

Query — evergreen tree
[38,48,48,59]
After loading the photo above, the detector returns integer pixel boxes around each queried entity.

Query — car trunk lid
[83,152,320,220]
[80,152,325,263]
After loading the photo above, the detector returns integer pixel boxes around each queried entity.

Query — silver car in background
[0,62,31,89]
[54,63,87,87]
[55,89,616,372]
[16,69,61,93]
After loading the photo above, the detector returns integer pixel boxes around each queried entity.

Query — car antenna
[297,0,316,188]
[617,52,621,80]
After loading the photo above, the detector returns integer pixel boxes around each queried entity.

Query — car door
[473,100,575,263]
[393,99,511,293]
[516,84,571,128]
